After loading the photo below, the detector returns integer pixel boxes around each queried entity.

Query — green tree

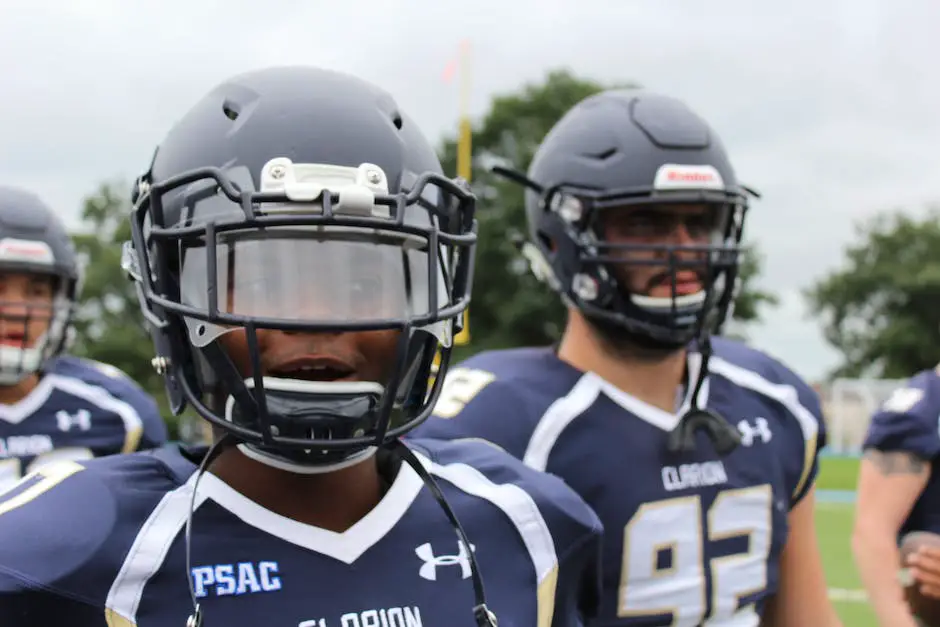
[805,207,940,378]
[439,69,777,357]
[69,181,181,437]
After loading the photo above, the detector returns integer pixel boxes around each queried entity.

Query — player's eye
[604,210,675,239]
[28,284,52,299]
[684,214,718,239]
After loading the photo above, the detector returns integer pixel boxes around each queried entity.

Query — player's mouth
[0,331,26,347]
[267,355,357,383]
[649,271,703,297]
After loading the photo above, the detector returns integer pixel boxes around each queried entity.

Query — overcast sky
[1,0,937,381]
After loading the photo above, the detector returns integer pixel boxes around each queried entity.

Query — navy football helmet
[123,66,477,471]
[495,89,757,351]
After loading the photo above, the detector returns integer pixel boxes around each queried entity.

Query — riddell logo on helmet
[668,171,712,182]
[0,238,55,264]
[653,164,725,191]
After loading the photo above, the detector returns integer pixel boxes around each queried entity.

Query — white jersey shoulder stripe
[46,373,144,453]
[707,357,820,498]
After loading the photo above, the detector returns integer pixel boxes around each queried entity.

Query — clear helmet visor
[178,225,454,347]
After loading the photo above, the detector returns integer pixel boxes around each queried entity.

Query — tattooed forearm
[863,449,929,475]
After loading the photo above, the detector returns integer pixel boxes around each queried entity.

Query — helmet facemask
[526,168,750,350]
[125,158,476,472]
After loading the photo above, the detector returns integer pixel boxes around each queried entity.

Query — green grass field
[815,455,874,625]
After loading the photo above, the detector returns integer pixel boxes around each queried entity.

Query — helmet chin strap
[236,442,378,475]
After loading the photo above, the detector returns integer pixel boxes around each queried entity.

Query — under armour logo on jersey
[737,417,772,446]
[56,409,92,432]
[415,541,475,581]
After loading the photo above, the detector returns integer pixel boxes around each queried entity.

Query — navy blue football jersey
[414,338,826,627]
[0,355,166,491]
[863,366,940,536]
[0,438,602,627]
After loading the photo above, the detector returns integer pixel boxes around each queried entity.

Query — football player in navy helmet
[417,89,842,626]
[0,187,164,491]
[0,66,602,627]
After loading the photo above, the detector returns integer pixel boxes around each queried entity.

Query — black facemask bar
[134,166,475,332]
[126,163,477,454]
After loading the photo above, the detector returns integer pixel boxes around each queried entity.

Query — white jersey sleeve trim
[522,374,603,472]
[47,373,145,453]
[423,452,561,627]
[708,357,820,498]
[105,473,205,627]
